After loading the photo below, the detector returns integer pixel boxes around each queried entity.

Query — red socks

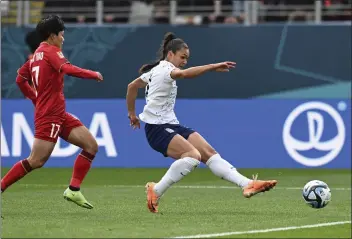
[1,151,95,193]
[1,159,33,192]
[69,150,95,191]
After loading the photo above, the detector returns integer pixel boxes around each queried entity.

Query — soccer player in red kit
[1,15,103,209]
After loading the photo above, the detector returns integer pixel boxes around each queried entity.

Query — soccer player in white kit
[126,32,277,213]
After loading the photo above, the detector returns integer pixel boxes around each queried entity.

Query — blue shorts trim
[144,123,195,157]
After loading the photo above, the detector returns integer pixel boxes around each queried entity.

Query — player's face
[170,48,189,68]
[51,31,65,49]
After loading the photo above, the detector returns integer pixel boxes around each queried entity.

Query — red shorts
[35,112,84,143]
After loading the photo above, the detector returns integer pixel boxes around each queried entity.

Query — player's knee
[84,139,98,155]
[191,150,202,161]
[27,156,48,169]
[182,149,201,161]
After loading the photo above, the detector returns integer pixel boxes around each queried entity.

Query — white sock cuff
[206,153,221,166]
[183,157,200,167]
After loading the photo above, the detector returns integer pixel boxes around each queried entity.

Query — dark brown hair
[139,32,188,74]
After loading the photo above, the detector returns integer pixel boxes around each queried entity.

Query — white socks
[154,157,200,196]
[153,154,250,197]
[206,154,251,188]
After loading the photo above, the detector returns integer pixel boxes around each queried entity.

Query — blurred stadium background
[1,0,351,238]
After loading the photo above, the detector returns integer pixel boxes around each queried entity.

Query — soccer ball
[302,180,331,209]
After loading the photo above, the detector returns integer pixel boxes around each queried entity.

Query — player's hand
[213,61,236,72]
[128,113,140,129]
[95,72,103,82]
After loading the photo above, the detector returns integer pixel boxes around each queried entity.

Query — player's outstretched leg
[146,135,201,213]
[61,123,98,209]
[187,133,277,198]
[1,139,55,193]
[206,153,277,198]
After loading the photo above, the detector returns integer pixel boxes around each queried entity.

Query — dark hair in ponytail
[139,32,188,74]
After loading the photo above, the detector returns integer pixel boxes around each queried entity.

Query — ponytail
[139,62,160,75]
[160,32,176,59]
[139,32,177,75]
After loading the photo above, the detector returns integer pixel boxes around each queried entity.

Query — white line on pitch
[16,184,351,190]
[171,221,352,238]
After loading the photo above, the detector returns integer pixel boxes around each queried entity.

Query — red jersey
[17,42,98,123]
[18,42,68,121]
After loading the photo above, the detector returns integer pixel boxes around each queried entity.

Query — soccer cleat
[242,174,277,198]
[63,188,94,209]
[145,182,160,213]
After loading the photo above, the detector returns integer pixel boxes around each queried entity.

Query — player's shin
[69,150,95,191]
[1,159,33,192]
[153,157,200,196]
[206,154,251,188]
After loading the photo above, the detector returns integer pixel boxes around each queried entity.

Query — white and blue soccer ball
[302,180,331,209]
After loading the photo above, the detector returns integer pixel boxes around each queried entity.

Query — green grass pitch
[1,168,351,238]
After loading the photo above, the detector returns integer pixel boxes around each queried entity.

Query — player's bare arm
[170,61,236,80]
[126,78,147,129]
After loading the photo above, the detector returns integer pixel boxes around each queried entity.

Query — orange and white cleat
[242,174,277,198]
[145,182,160,213]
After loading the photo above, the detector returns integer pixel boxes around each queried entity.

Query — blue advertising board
[1,99,350,168]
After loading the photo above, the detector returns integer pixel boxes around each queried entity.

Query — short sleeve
[16,60,31,82]
[163,62,176,82]
[47,50,69,72]
[140,70,152,83]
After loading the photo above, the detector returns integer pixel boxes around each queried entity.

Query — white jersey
[139,60,179,124]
